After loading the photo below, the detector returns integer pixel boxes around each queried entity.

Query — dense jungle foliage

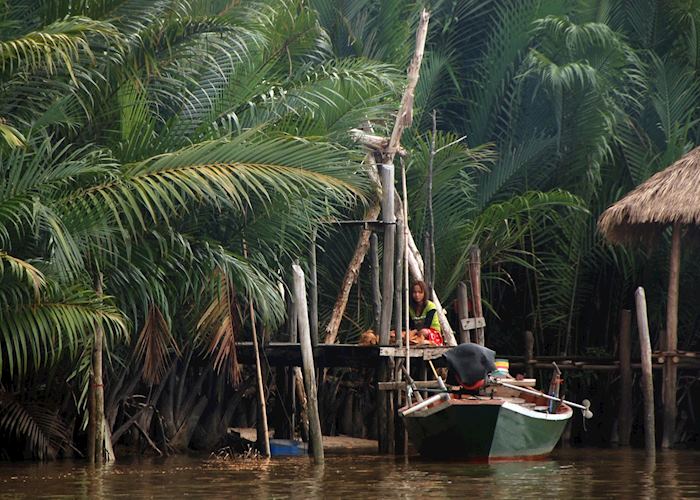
[1,0,699,458]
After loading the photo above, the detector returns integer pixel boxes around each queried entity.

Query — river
[1,448,699,498]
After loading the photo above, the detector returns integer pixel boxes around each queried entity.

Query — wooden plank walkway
[234,343,451,368]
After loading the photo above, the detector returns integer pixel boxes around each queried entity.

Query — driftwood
[385,9,430,160]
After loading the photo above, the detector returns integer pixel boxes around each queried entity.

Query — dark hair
[410,280,428,307]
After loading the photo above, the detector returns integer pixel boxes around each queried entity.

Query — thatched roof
[598,146,700,244]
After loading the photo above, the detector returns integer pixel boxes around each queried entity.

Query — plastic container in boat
[269,439,308,457]
[494,359,510,377]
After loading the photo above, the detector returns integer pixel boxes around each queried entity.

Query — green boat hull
[403,399,572,460]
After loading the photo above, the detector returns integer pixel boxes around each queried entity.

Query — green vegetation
[2,0,699,458]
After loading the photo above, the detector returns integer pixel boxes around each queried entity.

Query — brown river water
[1,448,699,499]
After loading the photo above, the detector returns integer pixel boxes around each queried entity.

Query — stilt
[457,282,471,344]
[469,246,485,346]
[618,309,632,447]
[309,228,319,347]
[662,222,681,449]
[524,330,535,379]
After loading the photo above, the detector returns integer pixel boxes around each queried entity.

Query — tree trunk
[88,272,105,464]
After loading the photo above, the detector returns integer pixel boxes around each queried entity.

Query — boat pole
[401,159,411,384]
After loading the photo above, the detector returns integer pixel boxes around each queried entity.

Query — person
[409,280,444,346]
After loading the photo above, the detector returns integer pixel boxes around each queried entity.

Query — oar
[495,379,593,419]
[427,360,447,390]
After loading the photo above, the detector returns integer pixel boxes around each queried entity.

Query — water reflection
[0,449,699,499]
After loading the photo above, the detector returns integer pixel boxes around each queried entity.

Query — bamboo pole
[394,216,405,346]
[662,222,681,449]
[244,242,270,457]
[309,228,319,347]
[248,274,270,457]
[425,110,437,297]
[468,246,485,346]
[457,282,471,344]
[635,287,656,457]
[400,161,411,379]
[618,309,632,447]
[292,264,324,463]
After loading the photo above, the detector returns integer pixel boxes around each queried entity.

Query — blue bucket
[269,439,308,457]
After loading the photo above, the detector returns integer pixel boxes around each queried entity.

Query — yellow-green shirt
[409,300,441,331]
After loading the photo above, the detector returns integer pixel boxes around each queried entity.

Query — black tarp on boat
[443,343,496,388]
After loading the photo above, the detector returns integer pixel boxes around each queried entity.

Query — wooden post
[293,264,324,463]
[618,309,632,447]
[379,163,396,345]
[370,233,381,331]
[457,282,471,344]
[387,357,396,455]
[309,228,319,347]
[469,246,485,346]
[293,367,309,441]
[524,330,535,379]
[662,222,681,449]
[635,287,655,457]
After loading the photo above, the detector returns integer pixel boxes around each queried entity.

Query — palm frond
[0,284,128,377]
[0,390,72,459]
[134,303,179,384]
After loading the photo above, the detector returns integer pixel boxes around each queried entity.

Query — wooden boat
[400,385,573,461]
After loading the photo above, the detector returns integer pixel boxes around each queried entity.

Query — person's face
[412,285,425,304]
